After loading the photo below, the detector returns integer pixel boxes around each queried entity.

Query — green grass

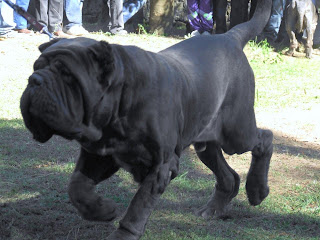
[0,33,319,239]
[247,40,320,111]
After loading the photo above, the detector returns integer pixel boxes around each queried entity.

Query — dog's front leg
[68,149,120,222]
[107,161,175,240]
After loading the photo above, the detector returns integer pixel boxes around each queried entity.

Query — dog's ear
[39,38,62,53]
[88,41,115,86]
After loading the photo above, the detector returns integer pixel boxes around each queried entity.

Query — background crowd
[0,0,127,38]
[0,0,317,48]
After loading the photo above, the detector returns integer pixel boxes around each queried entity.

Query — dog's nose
[29,74,43,85]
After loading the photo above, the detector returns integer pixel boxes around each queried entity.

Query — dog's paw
[306,49,312,59]
[80,198,119,222]
[246,181,269,206]
[196,204,230,219]
[107,228,139,240]
[286,49,295,56]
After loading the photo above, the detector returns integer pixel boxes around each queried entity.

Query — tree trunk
[149,0,174,35]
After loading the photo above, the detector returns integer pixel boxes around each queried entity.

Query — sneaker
[65,25,89,36]
[0,24,14,29]
[190,30,200,37]
[202,31,211,36]
[14,28,33,34]
[110,29,127,35]
[0,30,17,38]
[0,24,15,38]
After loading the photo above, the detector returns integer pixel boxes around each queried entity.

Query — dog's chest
[80,130,155,182]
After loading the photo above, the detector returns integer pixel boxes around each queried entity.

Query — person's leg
[64,0,88,35]
[35,0,49,29]
[1,0,16,38]
[109,0,126,34]
[0,0,13,34]
[14,0,30,29]
[213,0,227,33]
[198,0,213,33]
[48,0,63,33]
[187,0,202,32]
[230,0,248,29]
[263,0,286,42]
[0,1,7,27]
[14,0,32,32]
[1,0,15,26]
[64,0,82,29]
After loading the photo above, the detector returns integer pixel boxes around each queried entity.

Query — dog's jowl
[20,0,273,239]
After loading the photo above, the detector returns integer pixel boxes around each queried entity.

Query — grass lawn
[0,33,319,240]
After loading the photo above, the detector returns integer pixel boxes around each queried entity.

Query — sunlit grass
[246,40,320,111]
[0,192,41,204]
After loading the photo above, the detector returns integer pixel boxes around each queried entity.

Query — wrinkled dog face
[20,38,114,143]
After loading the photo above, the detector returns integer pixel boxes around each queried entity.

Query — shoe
[0,24,14,29]
[110,28,127,35]
[15,28,33,34]
[65,25,89,36]
[0,29,16,38]
[202,31,211,36]
[53,30,70,38]
[0,24,14,38]
[190,30,200,37]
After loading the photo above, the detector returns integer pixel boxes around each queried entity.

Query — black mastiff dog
[286,0,318,58]
[20,0,272,239]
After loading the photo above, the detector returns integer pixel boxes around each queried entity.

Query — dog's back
[158,0,272,151]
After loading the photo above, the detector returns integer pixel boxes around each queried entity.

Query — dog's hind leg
[286,11,298,56]
[196,141,240,218]
[246,129,273,206]
[68,148,120,221]
[286,29,298,56]
[305,30,314,58]
[305,10,317,58]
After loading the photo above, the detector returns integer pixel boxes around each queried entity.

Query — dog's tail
[226,0,272,49]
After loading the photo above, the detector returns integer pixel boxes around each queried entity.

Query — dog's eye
[63,74,74,85]
[53,60,68,73]
[60,65,70,76]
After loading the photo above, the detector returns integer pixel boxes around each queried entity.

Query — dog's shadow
[1,119,319,239]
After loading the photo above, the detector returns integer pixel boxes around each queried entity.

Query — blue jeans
[123,0,146,24]
[64,0,82,29]
[0,1,6,27]
[1,0,15,27]
[14,0,30,29]
[264,0,286,41]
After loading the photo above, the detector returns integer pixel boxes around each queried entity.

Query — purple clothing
[187,0,213,32]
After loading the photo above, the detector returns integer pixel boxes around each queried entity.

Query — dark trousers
[108,0,124,33]
[34,0,63,32]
